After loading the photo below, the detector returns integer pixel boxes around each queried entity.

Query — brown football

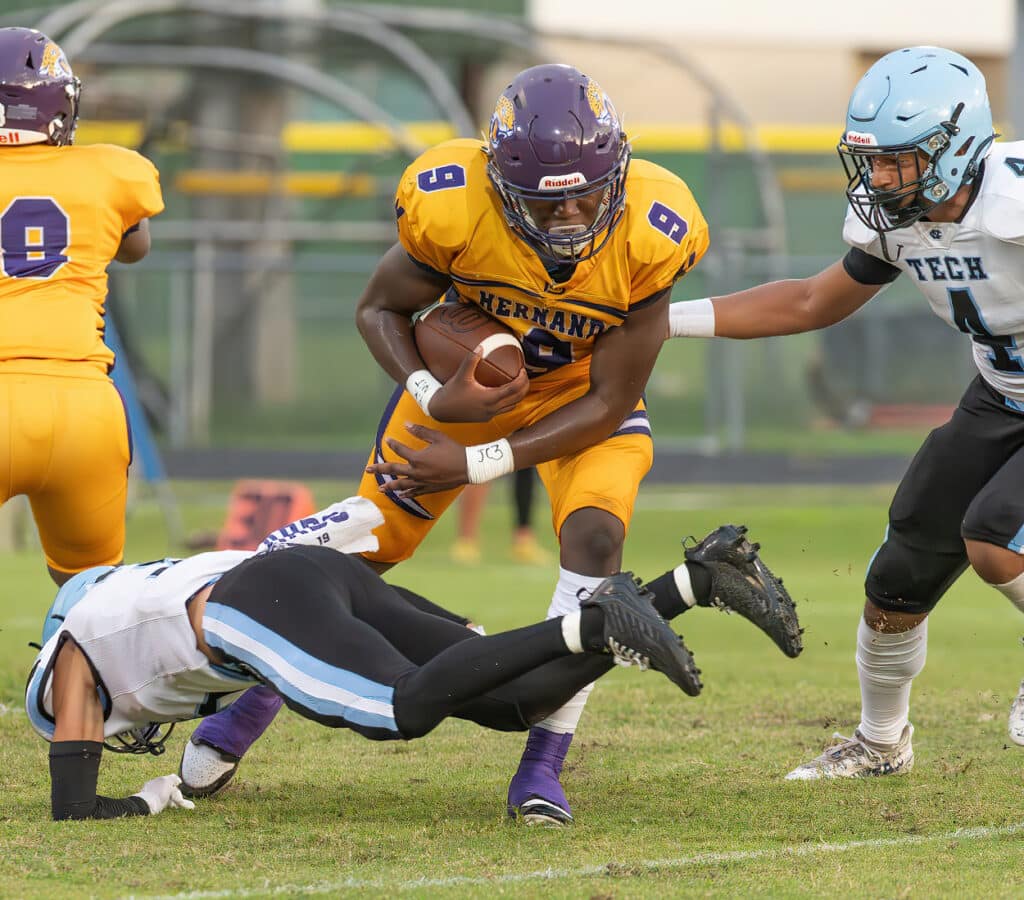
[414,302,525,387]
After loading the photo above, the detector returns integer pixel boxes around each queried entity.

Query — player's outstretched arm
[48,640,193,820]
[669,259,882,340]
[114,218,152,264]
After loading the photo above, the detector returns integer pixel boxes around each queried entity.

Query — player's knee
[559,509,624,570]
[961,498,1021,583]
[392,696,435,740]
[964,538,1013,585]
[864,535,961,616]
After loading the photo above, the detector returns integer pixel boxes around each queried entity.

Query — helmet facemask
[839,133,950,232]
[487,142,630,263]
[839,48,997,235]
[0,29,81,146]
[105,721,176,756]
[50,76,82,146]
[485,64,632,265]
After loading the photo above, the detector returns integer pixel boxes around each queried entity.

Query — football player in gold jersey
[358,64,708,825]
[0,27,164,585]
[183,64,800,825]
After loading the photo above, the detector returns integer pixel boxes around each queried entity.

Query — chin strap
[879,232,903,263]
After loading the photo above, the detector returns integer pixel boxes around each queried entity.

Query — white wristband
[668,297,716,338]
[465,438,515,484]
[406,369,443,416]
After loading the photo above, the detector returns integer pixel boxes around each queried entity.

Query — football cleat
[507,729,574,827]
[583,572,702,696]
[178,735,241,799]
[684,524,803,658]
[785,725,914,780]
[1008,680,1024,746]
[512,796,573,826]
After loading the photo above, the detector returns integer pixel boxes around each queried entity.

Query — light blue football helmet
[838,46,995,232]
[40,565,115,645]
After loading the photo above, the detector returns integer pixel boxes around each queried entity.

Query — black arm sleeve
[49,741,150,821]
[842,247,901,286]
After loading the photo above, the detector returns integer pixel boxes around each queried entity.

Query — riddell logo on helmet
[538,173,587,190]
[0,132,21,144]
[845,131,878,146]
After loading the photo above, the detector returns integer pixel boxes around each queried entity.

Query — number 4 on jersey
[948,286,1024,373]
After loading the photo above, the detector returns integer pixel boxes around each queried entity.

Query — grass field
[2,481,1023,898]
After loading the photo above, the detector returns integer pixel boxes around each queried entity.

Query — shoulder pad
[973,142,1024,245]
[78,143,157,175]
[841,204,885,256]
[396,139,491,272]
[624,159,710,295]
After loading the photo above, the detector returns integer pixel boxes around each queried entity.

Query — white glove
[257,496,384,556]
[133,774,196,815]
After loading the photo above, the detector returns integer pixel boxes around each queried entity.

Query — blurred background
[0,0,1018,496]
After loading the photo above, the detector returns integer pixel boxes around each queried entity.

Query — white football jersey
[26,551,258,742]
[844,141,1024,407]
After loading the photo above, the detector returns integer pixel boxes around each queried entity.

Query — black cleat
[684,524,803,658]
[583,572,703,696]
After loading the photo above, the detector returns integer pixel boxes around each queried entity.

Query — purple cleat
[507,727,574,825]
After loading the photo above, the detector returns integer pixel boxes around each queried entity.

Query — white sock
[561,610,584,653]
[856,616,928,747]
[672,563,699,608]
[545,566,607,618]
[995,570,1024,615]
[537,568,606,734]
[537,683,594,733]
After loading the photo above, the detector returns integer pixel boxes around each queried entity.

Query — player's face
[868,150,927,208]
[523,188,606,235]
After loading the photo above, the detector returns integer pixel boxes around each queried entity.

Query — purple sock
[192,685,283,759]
[507,727,574,813]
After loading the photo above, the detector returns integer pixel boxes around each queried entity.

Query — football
[414,302,525,387]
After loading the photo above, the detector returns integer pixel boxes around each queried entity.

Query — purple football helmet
[486,64,630,262]
[0,28,80,146]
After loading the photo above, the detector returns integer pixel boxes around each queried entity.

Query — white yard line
[124,821,1024,899]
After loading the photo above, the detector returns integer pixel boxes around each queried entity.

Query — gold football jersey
[395,139,708,377]
[0,143,163,375]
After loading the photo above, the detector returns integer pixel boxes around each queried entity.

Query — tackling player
[0,27,163,585]
[181,64,802,824]
[28,497,705,820]
[669,46,1024,774]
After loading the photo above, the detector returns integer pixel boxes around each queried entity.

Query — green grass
[2,482,1023,898]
